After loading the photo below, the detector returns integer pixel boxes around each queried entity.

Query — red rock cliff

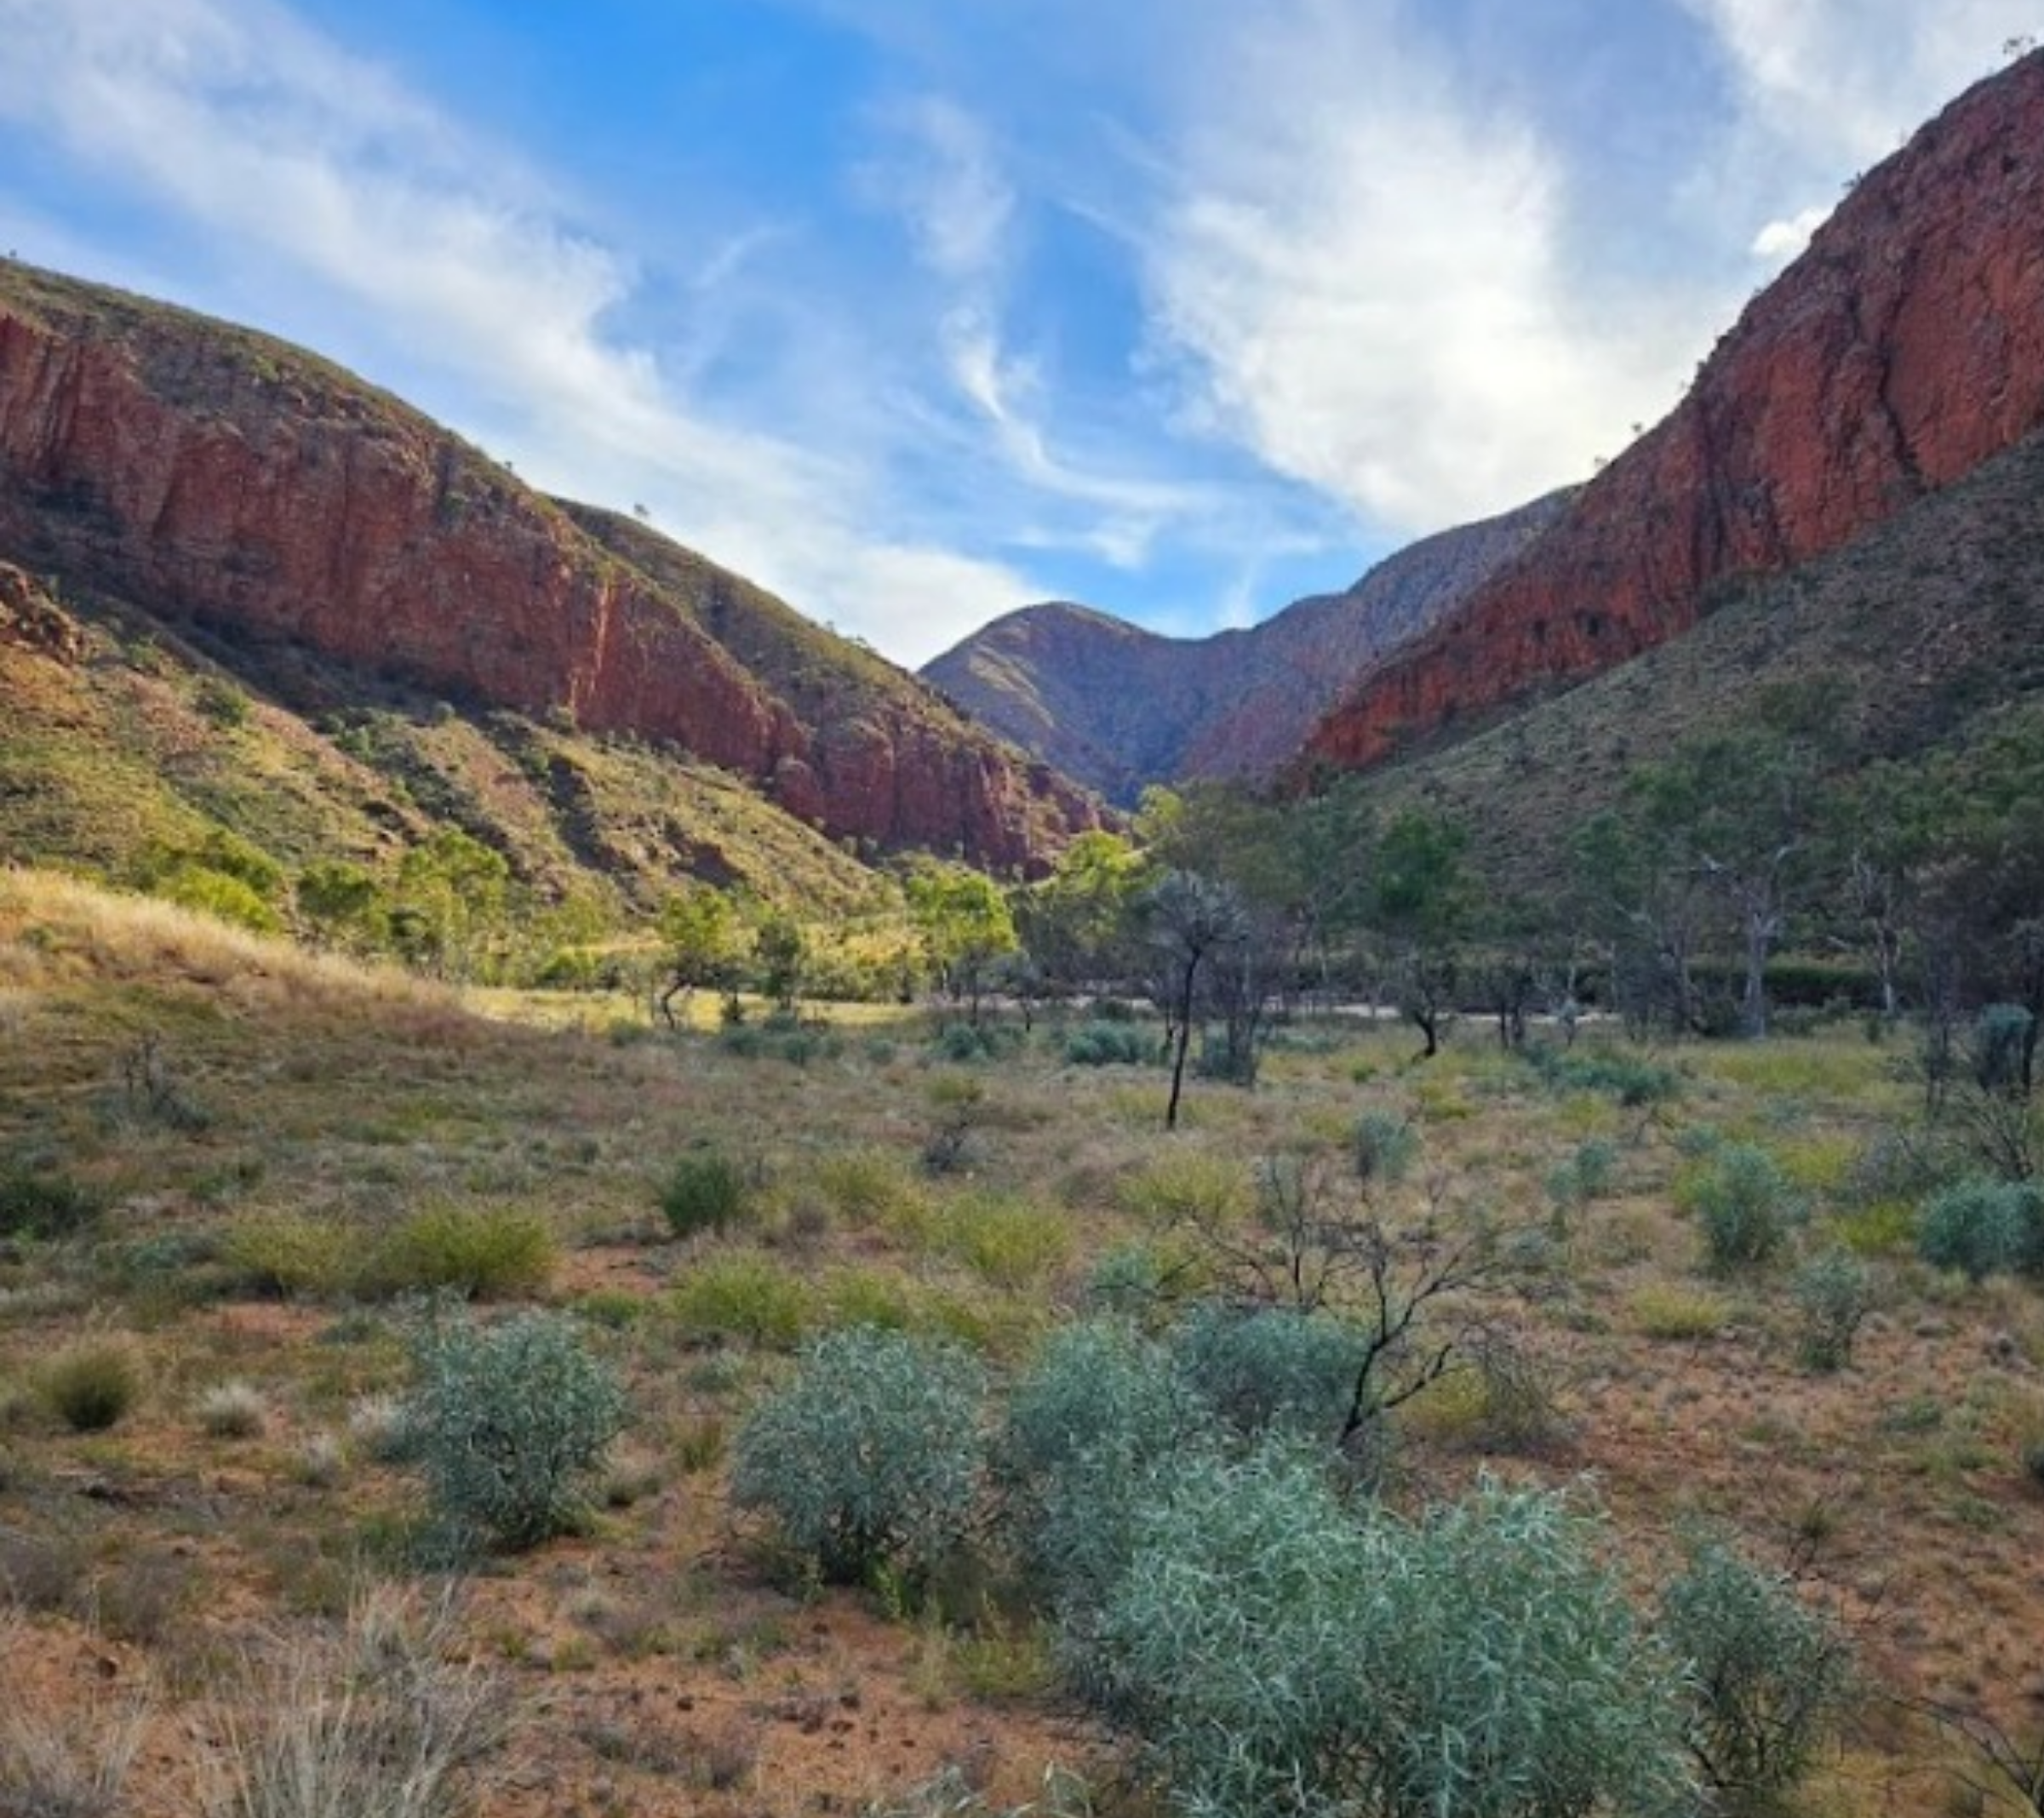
[1305,49,2044,773]
[0,266,1096,870]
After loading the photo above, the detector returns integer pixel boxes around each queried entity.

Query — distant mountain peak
[920,492,1567,803]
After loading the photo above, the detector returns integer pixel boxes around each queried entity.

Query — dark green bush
[932,1020,1025,1063]
[1967,1003,2035,1095]
[718,1015,840,1066]
[660,1151,751,1239]
[1062,1021,1152,1067]
[0,1168,107,1241]
[1658,1535,1855,1809]
[1915,1176,2044,1281]
[1525,1043,1680,1107]
[407,1308,627,1552]
[1546,1137,1619,1214]
[730,1325,985,1585]
[40,1338,143,1432]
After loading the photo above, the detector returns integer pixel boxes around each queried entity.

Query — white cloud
[1683,0,2033,163]
[1750,206,1830,262]
[0,0,1042,666]
[1138,0,1715,537]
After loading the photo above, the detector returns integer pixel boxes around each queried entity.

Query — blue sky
[0,2,2034,666]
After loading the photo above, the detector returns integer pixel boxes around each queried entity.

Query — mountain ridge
[1303,46,2044,775]
[0,258,1100,874]
[921,490,1568,803]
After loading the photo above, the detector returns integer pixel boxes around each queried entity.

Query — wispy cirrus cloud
[856,89,1233,573]
[0,0,1046,663]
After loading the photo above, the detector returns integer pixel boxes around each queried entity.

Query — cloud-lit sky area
[0,2,2034,664]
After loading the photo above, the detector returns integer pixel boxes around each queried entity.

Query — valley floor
[1,868,2041,1815]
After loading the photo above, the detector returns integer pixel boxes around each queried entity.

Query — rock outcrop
[0,263,1097,870]
[922,491,1566,803]
[1305,48,2044,773]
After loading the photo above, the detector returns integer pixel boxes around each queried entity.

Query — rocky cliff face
[1305,49,2044,773]
[922,491,1566,803]
[0,263,1096,870]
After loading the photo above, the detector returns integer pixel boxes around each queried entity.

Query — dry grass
[203,1586,510,1818]
[0,870,2040,1815]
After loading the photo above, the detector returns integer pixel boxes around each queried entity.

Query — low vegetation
[0,864,2041,1815]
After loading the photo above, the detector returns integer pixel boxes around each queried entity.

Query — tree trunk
[1165,956,1200,1130]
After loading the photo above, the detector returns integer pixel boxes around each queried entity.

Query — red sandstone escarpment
[1304,48,2044,773]
[0,266,1096,870]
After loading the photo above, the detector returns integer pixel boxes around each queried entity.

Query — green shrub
[1354,1106,1419,1186]
[1681,1145,1802,1275]
[668,1251,813,1347]
[932,1021,1024,1063]
[1546,1137,1619,1213]
[659,1151,751,1239]
[1915,1177,2044,1281]
[1063,1021,1152,1067]
[1083,1243,1176,1318]
[1118,1151,1250,1228]
[221,1211,353,1297]
[1078,1455,1692,1818]
[1790,1249,1873,1371]
[0,1167,107,1241]
[1967,1003,2035,1095]
[1658,1535,1855,1810]
[2021,1431,2044,1489]
[719,1015,840,1066]
[812,1147,921,1226]
[924,1192,1072,1289]
[730,1325,985,1586]
[406,1308,627,1552]
[1628,1283,1732,1341]
[359,1204,556,1299]
[1526,1043,1681,1106]
[41,1338,143,1432]
[158,864,282,934]
[1168,1302,1364,1443]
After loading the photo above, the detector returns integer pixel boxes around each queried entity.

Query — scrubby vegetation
[2,856,2042,1814]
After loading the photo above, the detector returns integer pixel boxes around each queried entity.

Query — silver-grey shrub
[1079,1453,1697,1818]
[1915,1176,2044,1281]
[730,1325,984,1585]
[998,1318,1203,1615]
[1684,1144,1803,1275]
[1790,1249,1873,1370]
[407,1308,627,1553]
[1658,1535,1855,1811]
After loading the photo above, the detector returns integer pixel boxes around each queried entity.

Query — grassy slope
[1340,426,2044,883]
[0,569,882,919]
